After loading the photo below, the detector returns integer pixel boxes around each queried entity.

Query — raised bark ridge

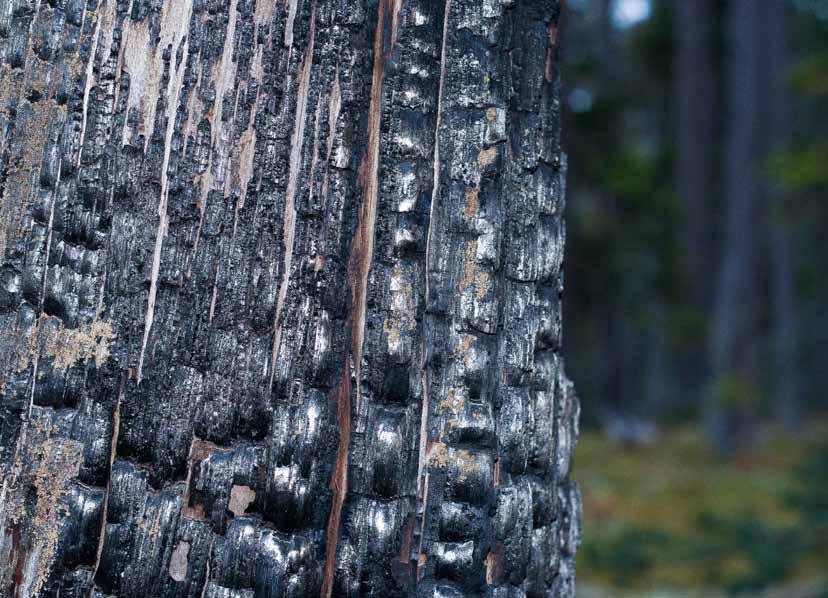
[0,0,579,596]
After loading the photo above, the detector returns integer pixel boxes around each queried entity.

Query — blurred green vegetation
[767,144,828,193]
[562,0,828,594]
[576,424,828,595]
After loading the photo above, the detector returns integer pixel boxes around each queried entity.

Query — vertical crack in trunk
[415,0,451,576]
[321,2,392,595]
[89,376,124,590]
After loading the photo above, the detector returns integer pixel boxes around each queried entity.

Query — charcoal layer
[0,0,579,596]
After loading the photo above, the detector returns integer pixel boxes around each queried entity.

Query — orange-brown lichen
[427,441,449,468]
[439,388,465,416]
[464,186,480,218]
[478,146,498,167]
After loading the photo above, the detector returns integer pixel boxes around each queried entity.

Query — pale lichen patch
[228,484,256,517]
[478,146,498,167]
[169,541,190,581]
[439,388,465,415]
[16,434,83,597]
[19,317,116,371]
[464,186,479,218]
[427,442,449,468]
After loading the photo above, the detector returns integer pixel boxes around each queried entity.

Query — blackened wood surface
[0,0,579,596]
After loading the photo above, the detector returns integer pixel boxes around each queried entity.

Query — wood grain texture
[0,0,579,596]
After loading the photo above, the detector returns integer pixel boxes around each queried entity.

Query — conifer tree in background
[709,0,764,452]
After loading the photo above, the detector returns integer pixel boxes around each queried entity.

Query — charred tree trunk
[0,0,578,596]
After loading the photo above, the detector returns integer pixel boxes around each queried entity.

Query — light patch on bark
[10,431,82,598]
[269,3,317,387]
[0,83,65,264]
[182,53,204,156]
[439,388,465,415]
[284,0,298,48]
[18,316,116,372]
[464,186,479,218]
[77,5,104,166]
[188,0,242,271]
[458,239,491,300]
[136,0,195,380]
[255,0,276,26]
[228,485,256,517]
[168,541,190,582]
[477,145,498,167]
[426,441,449,468]
[120,0,194,150]
[382,264,416,358]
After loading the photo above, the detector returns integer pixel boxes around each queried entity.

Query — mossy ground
[575,423,828,596]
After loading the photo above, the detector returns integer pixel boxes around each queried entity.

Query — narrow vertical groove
[349,0,389,390]
[88,378,124,595]
[321,2,390,595]
[77,6,103,167]
[321,360,351,598]
[415,0,451,572]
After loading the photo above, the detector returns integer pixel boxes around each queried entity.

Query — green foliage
[710,373,761,408]
[787,442,828,525]
[576,424,828,594]
[581,528,671,586]
[695,511,800,593]
[791,53,828,97]
[767,144,828,192]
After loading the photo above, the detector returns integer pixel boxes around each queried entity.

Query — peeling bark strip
[0,0,578,596]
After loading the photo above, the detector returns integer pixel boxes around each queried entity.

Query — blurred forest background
[560,0,828,595]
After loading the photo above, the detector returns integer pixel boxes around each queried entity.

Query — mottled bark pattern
[0,0,578,596]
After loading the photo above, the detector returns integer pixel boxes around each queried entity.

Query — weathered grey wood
[0,0,578,596]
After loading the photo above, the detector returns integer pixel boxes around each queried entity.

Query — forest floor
[575,421,828,597]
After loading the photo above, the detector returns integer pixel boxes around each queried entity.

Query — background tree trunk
[674,0,714,309]
[761,0,801,432]
[0,0,579,596]
[708,0,763,452]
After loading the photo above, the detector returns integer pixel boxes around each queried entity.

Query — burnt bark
[0,0,578,597]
